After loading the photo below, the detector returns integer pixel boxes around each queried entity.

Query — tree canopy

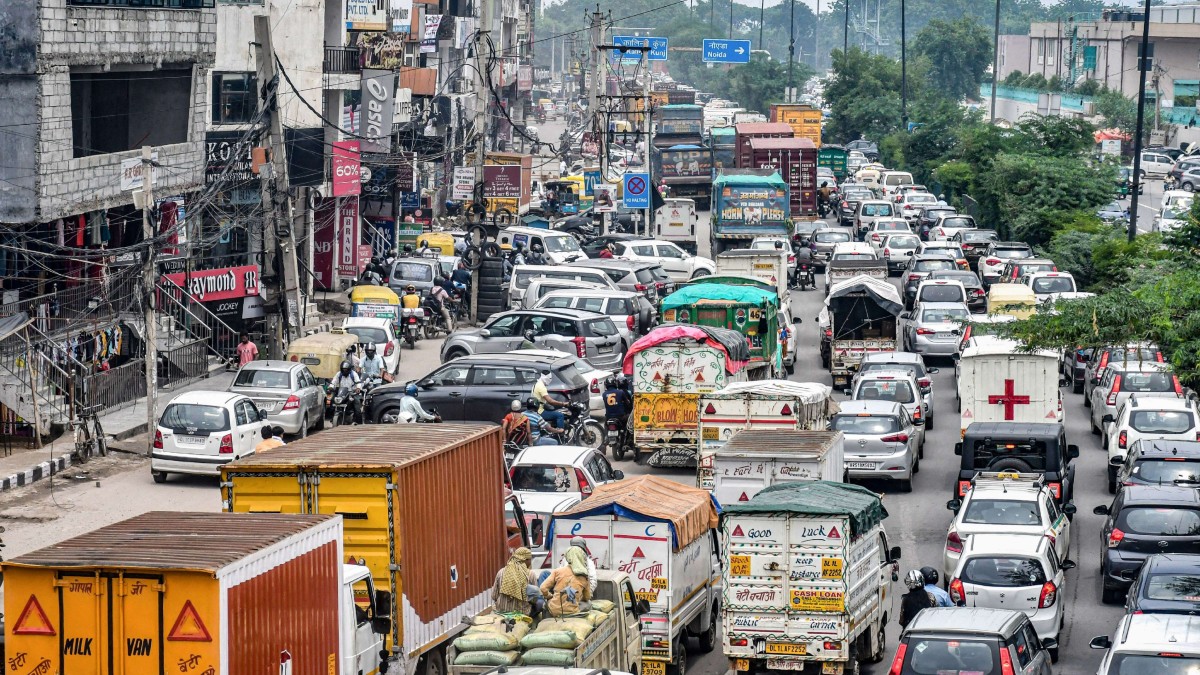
[912,18,992,103]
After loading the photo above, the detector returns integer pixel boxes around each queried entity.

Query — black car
[365,353,590,424]
[1093,486,1200,604]
[955,422,1078,506]
[1124,553,1200,615]
[929,269,986,313]
[1113,439,1200,493]
[1061,347,1092,394]
[838,189,875,227]
[951,229,999,268]
[846,139,880,161]
[902,254,960,309]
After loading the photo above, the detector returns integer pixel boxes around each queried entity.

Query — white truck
[721,481,903,675]
[956,336,1063,436]
[711,430,846,506]
[715,249,791,302]
[656,198,701,254]
[697,380,838,490]
[549,475,722,675]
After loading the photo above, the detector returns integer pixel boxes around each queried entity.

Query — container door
[611,521,673,663]
[222,469,311,516]
[712,455,774,505]
[56,573,166,675]
[57,574,108,675]
[113,575,165,675]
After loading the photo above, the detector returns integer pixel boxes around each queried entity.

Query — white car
[878,233,921,273]
[928,214,977,241]
[513,348,614,418]
[864,219,912,248]
[898,192,939,221]
[1024,271,1077,301]
[509,445,624,515]
[944,471,1074,581]
[151,391,269,483]
[1089,361,1182,441]
[917,241,968,270]
[748,236,797,277]
[977,242,1034,286]
[613,239,716,282]
[948,533,1074,660]
[1104,395,1200,493]
[342,317,401,376]
[1160,189,1193,210]
[1154,204,1191,233]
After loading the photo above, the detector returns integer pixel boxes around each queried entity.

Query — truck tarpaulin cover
[708,380,840,419]
[722,481,888,537]
[660,284,777,311]
[622,324,751,375]
[550,475,720,551]
[826,274,903,318]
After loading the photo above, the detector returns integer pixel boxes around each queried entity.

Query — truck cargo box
[712,429,846,505]
[734,122,794,169]
[747,137,818,217]
[769,104,823,148]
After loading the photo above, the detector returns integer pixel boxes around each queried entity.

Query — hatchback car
[1124,553,1200,615]
[441,308,625,370]
[1093,486,1200,603]
[810,228,853,268]
[1084,344,1165,403]
[535,289,654,340]
[854,200,899,239]
[387,256,441,296]
[1089,362,1181,439]
[367,352,591,424]
[928,214,978,241]
[917,205,958,236]
[1114,438,1200,492]
[903,301,970,360]
[1104,396,1200,492]
[864,219,912,248]
[930,270,986,312]
[838,190,875,226]
[916,241,970,270]
[978,242,1035,286]
[898,191,939,221]
[877,233,921,274]
[948,533,1073,660]
[1090,613,1200,674]
[569,259,673,304]
[890,607,1055,675]
[509,444,624,517]
[952,229,999,267]
[998,258,1058,286]
[955,422,1079,505]
[850,369,928,428]
[855,351,939,419]
[831,400,921,491]
[945,471,1074,581]
[151,391,269,483]
[1025,272,1077,301]
[902,255,961,309]
[341,317,401,376]
[227,360,325,437]
[610,239,715,281]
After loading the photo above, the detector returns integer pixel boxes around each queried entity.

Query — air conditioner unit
[1083,101,1096,115]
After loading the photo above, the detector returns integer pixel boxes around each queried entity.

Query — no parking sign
[623,173,650,209]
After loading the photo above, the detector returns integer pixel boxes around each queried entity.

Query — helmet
[403,244,414,253]
[406,285,417,293]
[405,383,419,396]
[525,397,539,410]
[605,376,619,389]
[532,243,544,252]
[514,242,524,251]
[511,399,523,412]
[346,345,357,356]
[617,375,630,389]
[364,343,377,355]
[904,569,925,590]
[920,566,939,587]
[371,256,381,265]
[523,329,537,342]
[340,360,352,374]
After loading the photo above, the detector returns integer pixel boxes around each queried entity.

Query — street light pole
[900,0,907,129]
[843,0,849,53]
[759,0,765,47]
[729,0,734,40]
[1128,0,1152,242]
[990,0,1000,123]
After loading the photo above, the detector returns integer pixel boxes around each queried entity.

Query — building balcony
[323,46,361,74]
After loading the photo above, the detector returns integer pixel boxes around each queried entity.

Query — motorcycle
[380,405,442,424]
[605,415,632,460]
[326,384,362,428]
[796,262,816,291]
[551,401,605,450]
[401,307,425,347]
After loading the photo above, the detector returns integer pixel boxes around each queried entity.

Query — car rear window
[1117,508,1200,536]
[635,268,657,283]
[961,231,996,242]
[900,638,999,675]
[860,363,920,379]
[1110,347,1161,362]
[960,556,1047,587]
[554,363,591,389]
[1018,263,1056,275]
[877,222,909,231]
[585,318,619,337]
[831,414,900,434]
[1145,573,1200,602]
[233,369,290,388]
[862,203,893,216]
[815,231,851,243]
[970,441,1048,471]
[1129,410,1195,433]
[160,403,230,433]
[510,465,580,492]
[919,285,966,303]
[1122,372,1176,392]
[962,499,1043,526]
[940,217,974,229]
[1129,459,1200,485]
[1108,654,1200,675]
[992,248,1031,259]
[345,327,389,344]
[1031,277,1075,294]
[886,235,920,248]
[915,259,958,272]
[921,306,970,322]
[906,194,935,203]
[856,380,915,404]
[393,261,434,282]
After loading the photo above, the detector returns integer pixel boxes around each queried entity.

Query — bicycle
[70,405,108,463]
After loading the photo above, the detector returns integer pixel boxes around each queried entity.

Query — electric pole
[900,0,907,129]
[843,0,849,54]
[254,15,302,353]
[140,144,157,456]
[470,1,492,323]
[788,0,795,95]
[990,0,1000,123]
[729,0,734,39]
[1128,0,1152,242]
[759,0,765,47]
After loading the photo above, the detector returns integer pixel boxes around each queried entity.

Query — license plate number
[732,659,750,672]
[766,659,806,671]
[702,427,718,440]
[643,661,666,675]
[257,401,277,411]
[174,435,207,447]
[936,332,953,338]
[822,663,843,674]
[599,345,613,353]
[847,461,877,470]
[766,643,807,655]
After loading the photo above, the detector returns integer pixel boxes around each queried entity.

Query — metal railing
[81,360,147,413]
[0,272,140,338]
[324,46,362,74]
[157,277,241,367]
[0,327,77,426]
[158,341,208,390]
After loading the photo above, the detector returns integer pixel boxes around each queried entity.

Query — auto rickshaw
[541,180,580,217]
[416,231,456,255]
[986,283,1038,320]
[349,285,401,330]
[285,329,361,386]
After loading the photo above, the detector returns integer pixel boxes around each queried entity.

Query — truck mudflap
[637,441,699,468]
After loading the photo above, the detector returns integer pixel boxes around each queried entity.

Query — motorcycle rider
[400,383,439,423]
[329,360,364,423]
[921,566,957,607]
[401,285,422,309]
[532,369,569,432]
[793,238,814,288]
[518,329,538,350]
[523,397,563,445]
[343,344,362,373]
[357,257,384,286]
[598,243,615,259]
[602,376,632,441]
[526,242,548,266]
[451,261,472,289]
[360,343,387,381]
[510,242,527,266]
[817,181,833,217]
[428,281,454,331]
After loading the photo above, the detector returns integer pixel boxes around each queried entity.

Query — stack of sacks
[519,616,596,666]
[452,614,532,666]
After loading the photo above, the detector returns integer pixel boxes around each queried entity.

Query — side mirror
[889,546,902,561]
[946,499,962,512]
[1101,414,1114,425]
[613,469,625,480]
[1041,637,1059,652]
[259,410,270,421]
[1093,504,1110,516]
[530,519,545,548]
[1068,444,1080,459]
[1062,503,1077,515]
[373,589,392,619]
[479,328,492,338]
[635,598,652,615]
[954,442,963,456]
[1089,636,1112,650]
[418,379,433,389]
[1061,559,1077,570]
[927,367,940,374]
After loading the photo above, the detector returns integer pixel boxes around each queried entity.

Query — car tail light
[282,395,300,411]
[1107,375,1122,406]
[1118,430,1128,449]
[571,336,586,358]
[880,433,909,443]
[1047,482,1062,500]
[887,644,907,675]
[957,480,971,496]
[999,644,1016,675]
[384,341,395,357]
[153,429,163,449]
[626,315,636,332]
[872,233,881,242]
[634,283,647,291]
[1173,376,1183,395]
[985,257,1000,266]
[824,329,832,338]
[908,274,920,282]
[219,434,234,454]
[841,201,849,209]
[1099,352,1111,369]
[946,530,964,554]
[1108,527,1125,548]
[1039,581,1058,608]
[788,254,796,264]
[973,288,985,296]
[916,328,934,335]
[918,377,931,389]
[912,406,923,422]
[590,378,600,394]
[575,468,593,498]
[884,248,891,256]
[949,578,965,604]
[1045,532,1057,548]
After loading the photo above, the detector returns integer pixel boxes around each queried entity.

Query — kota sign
[611,36,668,61]
[702,39,751,64]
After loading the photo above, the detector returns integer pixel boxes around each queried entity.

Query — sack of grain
[520,648,576,667]
[452,650,521,666]
[590,599,615,613]
[453,632,520,652]
[532,616,595,641]
[465,618,531,641]
[585,610,610,626]
[520,630,579,650]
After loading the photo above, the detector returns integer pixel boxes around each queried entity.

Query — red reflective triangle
[1046,411,1057,419]
[828,526,841,539]
[631,547,645,559]
[695,371,705,383]
[704,403,716,414]
[732,525,745,537]
[738,492,750,502]
[780,404,792,416]
[168,600,212,642]
[12,595,54,636]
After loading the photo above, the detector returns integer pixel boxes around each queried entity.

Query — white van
[879,170,915,197]
[521,277,610,309]
[1161,189,1194,210]
[957,337,1062,435]
[655,198,699,253]
[507,264,617,307]
[495,226,588,264]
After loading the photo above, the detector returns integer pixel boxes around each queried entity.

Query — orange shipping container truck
[2,512,389,675]
[769,103,823,148]
[221,423,524,675]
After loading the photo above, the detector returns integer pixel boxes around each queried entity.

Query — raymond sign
[482,165,521,198]
[332,141,361,196]
[162,265,261,303]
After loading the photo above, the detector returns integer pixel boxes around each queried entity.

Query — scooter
[796,262,816,291]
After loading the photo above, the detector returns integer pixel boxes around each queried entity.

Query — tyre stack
[476,256,506,321]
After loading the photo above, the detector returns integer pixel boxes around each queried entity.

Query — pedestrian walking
[237,332,258,367]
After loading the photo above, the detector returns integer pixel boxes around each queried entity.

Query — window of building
[211,72,258,125]
[68,0,214,7]
[70,67,193,158]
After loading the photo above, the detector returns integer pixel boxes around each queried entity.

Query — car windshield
[1108,654,1200,675]
[921,307,969,322]
[862,204,893,216]
[393,261,434,282]
[345,327,389,344]
[510,465,581,492]
[916,260,958,272]
[962,231,996,242]
[960,556,1047,587]
[1145,573,1200,603]
[1163,208,1183,220]
[1123,371,1176,392]
[1032,277,1075,294]
[544,235,582,253]
[1130,459,1200,485]
[1118,508,1200,536]
[992,248,1031,259]
[940,217,974,229]
[233,369,291,388]
[886,236,920,248]
[815,231,851,243]
[856,380,915,404]
[962,498,1043,526]
[160,403,230,433]
[920,286,965,302]
[1130,410,1194,434]
[901,638,998,675]
[831,414,900,434]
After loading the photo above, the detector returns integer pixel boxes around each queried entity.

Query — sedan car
[1093,486,1200,603]
[151,391,269,483]
[850,369,928,428]
[441,308,625,370]
[227,360,325,437]
[510,444,624,515]
[342,317,401,375]
[902,301,971,359]
[1124,553,1200,615]
[611,239,715,281]
[978,242,1034,286]
[831,400,921,491]
[929,269,986,312]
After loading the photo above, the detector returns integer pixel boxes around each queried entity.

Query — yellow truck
[3,511,388,675]
[221,424,527,675]
[769,103,823,148]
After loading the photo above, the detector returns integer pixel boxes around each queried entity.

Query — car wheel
[1072,379,1083,394]
[316,410,326,430]
[690,269,710,280]
[1049,646,1059,664]
[1101,585,1124,605]
[152,471,168,484]
[444,348,469,361]
[696,604,718,653]
[919,440,925,459]
[898,476,913,493]
[1091,414,1100,435]
[912,455,920,474]
[1083,392,1092,408]
[299,415,309,439]
[925,414,934,431]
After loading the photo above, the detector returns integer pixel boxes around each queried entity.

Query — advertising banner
[391,0,412,33]
[162,265,261,303]
[204,132,254,185]
[346,0,388,31]
[360,70,395,153]
[421,15,442,53]
[314,199,336,289]
[593,184,617,212]
[338,197,361,277]
[482,165,521,198]
[332,141,362,197]
[452,167,476,200]
[718,186,789,224]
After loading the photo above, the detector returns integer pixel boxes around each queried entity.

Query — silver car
[851,369,930,430]
[902,301,971,360]
[440,308,625,370]
[832,400,922,492]
[227,360,325,436]
[854,352,939,424]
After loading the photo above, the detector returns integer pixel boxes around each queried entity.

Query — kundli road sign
[702,39,751,64]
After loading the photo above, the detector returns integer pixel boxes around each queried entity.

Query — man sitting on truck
[540,547,593,617]
[492,547,541,616]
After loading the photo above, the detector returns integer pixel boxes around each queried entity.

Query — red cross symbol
[988,379,1031,420]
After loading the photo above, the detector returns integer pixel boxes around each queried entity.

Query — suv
[1088,362,1181,439]
[855,351,939,418]
[890,607,1055,675]
[508,264,617,308]
[1083,344,1164,403]
[1113,438,1200,492]
[1090,614,1200,673]
[978,242,1034,286]
[928,214,977,241]
[570,259,673,304]
[535,289,655,340]
[1104,396,1200,492]
[1093,486,1200,603]
[854,200,899,239]
[1123,553,1200,615]
[954,422,1079,504]
[440,308,626,370]
[387,256,442,297]
[998,258,1058,285]
[951,229,999,267]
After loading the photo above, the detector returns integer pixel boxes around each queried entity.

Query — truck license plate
[702,427,718,440]
[732,659,750,672]
[822,663,844,674]
[766,643,807,655]
[643,661,666,675]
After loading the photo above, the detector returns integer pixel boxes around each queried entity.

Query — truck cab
[343,564,388,675]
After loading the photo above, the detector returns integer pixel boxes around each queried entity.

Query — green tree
[912,18,992,102]
[1093,87,1137,132]
[824,48,905,143]
[977,153,1114,242]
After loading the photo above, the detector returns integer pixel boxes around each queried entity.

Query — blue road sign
[583,170,601,196]
[623,173,651,209]
[611,36,669,62]
[702,39,751,64]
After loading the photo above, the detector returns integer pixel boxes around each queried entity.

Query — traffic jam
[6,102,1199,675]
